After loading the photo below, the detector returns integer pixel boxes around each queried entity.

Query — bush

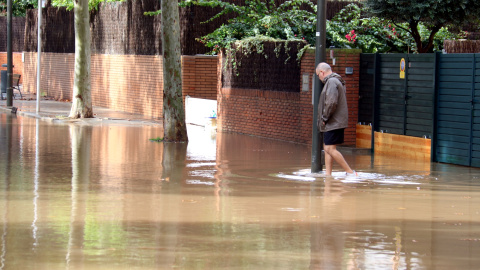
[187,1,464,54]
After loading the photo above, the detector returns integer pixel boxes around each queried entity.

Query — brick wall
[217,88,308,143]
[217,49,361,145]
[21,49,360,146]
[0,52,24,84]
[23,52,75,101]
[22,53,217,118]
[329,49,361,143]
[182,55,218,100]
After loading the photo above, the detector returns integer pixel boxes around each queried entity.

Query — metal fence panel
[405,54,436,137]
[359,52,480,167]
[377,54,406,134]
[358,54,375,124]
[371,53,436,137]
[435,54,480,166]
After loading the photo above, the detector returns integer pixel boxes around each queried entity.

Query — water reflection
[32,119,39,248]
[1,113,480,269]
[162,142,187,183]
[66,124,92,268]
[309,178,346,270]
[0,116,8,270]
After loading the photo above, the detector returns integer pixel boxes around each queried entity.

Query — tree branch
[408,20,424,53]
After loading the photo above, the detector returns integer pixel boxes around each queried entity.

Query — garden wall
[217,49,361,145]
[0,17,25,52]
[22,53,218,117]
[22,0,363,56]
[23,1,238,56]
[444,40,480,53]
[22,48,361,146]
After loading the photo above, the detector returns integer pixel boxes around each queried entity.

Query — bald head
[316,62,332,81]
[316,62,331,73]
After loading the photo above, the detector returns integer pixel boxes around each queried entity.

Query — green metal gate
[358,54,375,124]
[435,54,480,167]
[359,52,480,167]
[375,54,436,138]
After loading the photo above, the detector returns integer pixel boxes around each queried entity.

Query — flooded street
[1,112,480,269]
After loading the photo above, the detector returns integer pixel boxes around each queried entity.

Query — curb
[0,105,63,122]
[0,105,163,126]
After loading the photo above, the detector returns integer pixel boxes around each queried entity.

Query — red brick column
[326,49,360,144]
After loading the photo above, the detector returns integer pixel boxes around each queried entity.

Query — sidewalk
[0,94,163,127]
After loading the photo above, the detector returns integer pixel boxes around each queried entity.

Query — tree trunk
[409,21,425,53]
[409,21,442,53]
[69,0,93,119]
[161,0,188,142]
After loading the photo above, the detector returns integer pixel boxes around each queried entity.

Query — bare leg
[324,147,334,175]
[323,144,354,175]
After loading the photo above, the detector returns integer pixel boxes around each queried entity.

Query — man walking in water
[316,62,357,176]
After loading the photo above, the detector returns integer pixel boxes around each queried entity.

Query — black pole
[6,0,13,106]
[311,0,326,173]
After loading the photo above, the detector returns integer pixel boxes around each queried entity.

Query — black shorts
[324,129,345,145]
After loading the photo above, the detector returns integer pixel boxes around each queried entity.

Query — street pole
[36,0,42,113]
[311,0,326,173]
[6,0,13,107]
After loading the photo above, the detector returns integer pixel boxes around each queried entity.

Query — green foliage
[364,0,480,28]
[364,0,480,52]
[222,35,306,76]
[326,4,401,53]
[149,137,164,142]
[144,9,161,16]
[181,0,315,54]
[0,0,37,17]
[51,0,124,11]
[186,0,465,54]
[326,3,463,53]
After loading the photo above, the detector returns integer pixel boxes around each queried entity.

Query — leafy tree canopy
[0,0,121,16]
[328,3,461,53]
[0,0,37,17]
[181,0,315,54]
[51,0,122,10]
[185,0,464,54]
[364,0,480,52]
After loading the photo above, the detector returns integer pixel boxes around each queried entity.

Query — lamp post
[6,0,13,106]
[311,0,326,173]
[36,0,43,113]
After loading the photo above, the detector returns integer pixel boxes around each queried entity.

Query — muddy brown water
[1,113,480,269]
